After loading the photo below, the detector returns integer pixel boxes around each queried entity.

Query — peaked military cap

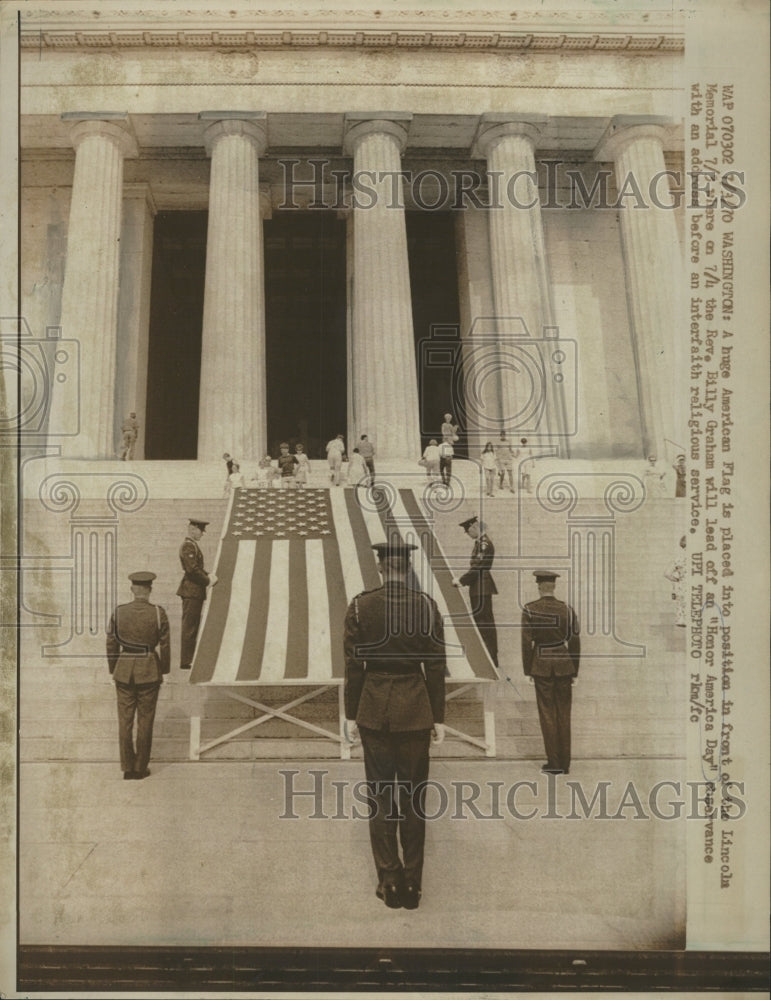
[372,541,418,558]
[128,571,156,584]
[459,515,478,530]
[533,569,560,582]
[188,518,209,531]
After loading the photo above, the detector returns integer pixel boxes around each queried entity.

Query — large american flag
[190,486,499,685]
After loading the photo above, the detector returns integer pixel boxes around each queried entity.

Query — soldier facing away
[344,540,446,911]
[106,571,170,779]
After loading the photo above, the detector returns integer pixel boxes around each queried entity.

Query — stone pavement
[19,755,685,952]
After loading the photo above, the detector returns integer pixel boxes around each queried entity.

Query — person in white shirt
[347,447,369,487]
[326,434,346,486]
[421,439,441,482]
[223,461,245,498]
[439,439,454,486]
[481,441,497,497]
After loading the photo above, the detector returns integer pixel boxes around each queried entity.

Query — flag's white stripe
[210,540,256,684]
[328,488,366,600]
[259,539,290,682]
[357,495,388,548]
[306,540,333,681]
[388,491,473,681]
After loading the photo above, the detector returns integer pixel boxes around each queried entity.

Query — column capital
[65,116,138,159]
[594,115,674,162]
[472,114,547,159]
[343,113,412,156]
[200,112,268,157]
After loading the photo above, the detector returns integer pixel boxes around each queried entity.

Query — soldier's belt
[364,663,423,676]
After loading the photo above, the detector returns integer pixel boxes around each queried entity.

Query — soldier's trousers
[359,727,432,890]
[115,680,160,774]
[180,597,203,668]
[472,594,498,667]
[533,674,573,772]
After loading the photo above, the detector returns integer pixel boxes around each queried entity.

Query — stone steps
[19,469,688,763]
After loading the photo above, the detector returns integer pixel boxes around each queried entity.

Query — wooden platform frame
[189,680,498,760]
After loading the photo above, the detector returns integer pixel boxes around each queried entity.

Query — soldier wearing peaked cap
[177,518,217,670]
[344,539,447,911]
[453,515,498,667]
[521,570,580,776]
[107,571,170,779]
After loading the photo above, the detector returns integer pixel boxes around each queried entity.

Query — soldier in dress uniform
[453,515,499,667]
[521,570,581,775]
[177,518,217,670]
[106,571,170,779]
[344,541,446,911]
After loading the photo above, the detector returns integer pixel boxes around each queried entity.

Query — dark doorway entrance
[406,211,464,454]
[263,213,347,459]
[145,211,207,459]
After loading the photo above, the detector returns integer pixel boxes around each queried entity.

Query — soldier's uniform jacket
[107,597,171,683]
[176,536,210,601]
[521,596,580,677]
[459,534,498,598]
[344,581,446,731]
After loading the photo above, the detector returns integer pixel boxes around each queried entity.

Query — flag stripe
[343,487,381,591]
[236,538,272,681]
[399,490,498,680]
[306,539,333,680]
[328,488,366,600]
[284,540,309,679]
[211,540,256,684]
[259,539,291,682]
[322,535,348,678]
[192,535,237,683]
[376,493,469,680]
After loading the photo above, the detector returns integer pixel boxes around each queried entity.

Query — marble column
[474,115,564,444]
[595,116,681,458]
[197,113,267,461]
[344,114,421,461]
[55,115,137,458]
[115,183,156,460]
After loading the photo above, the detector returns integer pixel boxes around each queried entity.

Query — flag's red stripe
[236,538,272,682]
[284,539,309,678]
[191,533,238,682]
[399,490,498,680]
[344,488,381,591]
[322,535,348,678]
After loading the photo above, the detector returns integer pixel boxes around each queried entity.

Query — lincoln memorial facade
[16,4,686,464]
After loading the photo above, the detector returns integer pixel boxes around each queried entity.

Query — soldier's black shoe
[133,768,151,780]
[123,771,134,780]
[376,884,403,909]
[540,765,565,775]
[400,884,421,910]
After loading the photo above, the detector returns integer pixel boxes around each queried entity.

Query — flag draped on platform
[190,486,499,685]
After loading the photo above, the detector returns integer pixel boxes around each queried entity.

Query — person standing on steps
[453,515,498,667]
[177,518,217,670]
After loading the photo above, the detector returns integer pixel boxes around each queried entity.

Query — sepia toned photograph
[0,0,768,995]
